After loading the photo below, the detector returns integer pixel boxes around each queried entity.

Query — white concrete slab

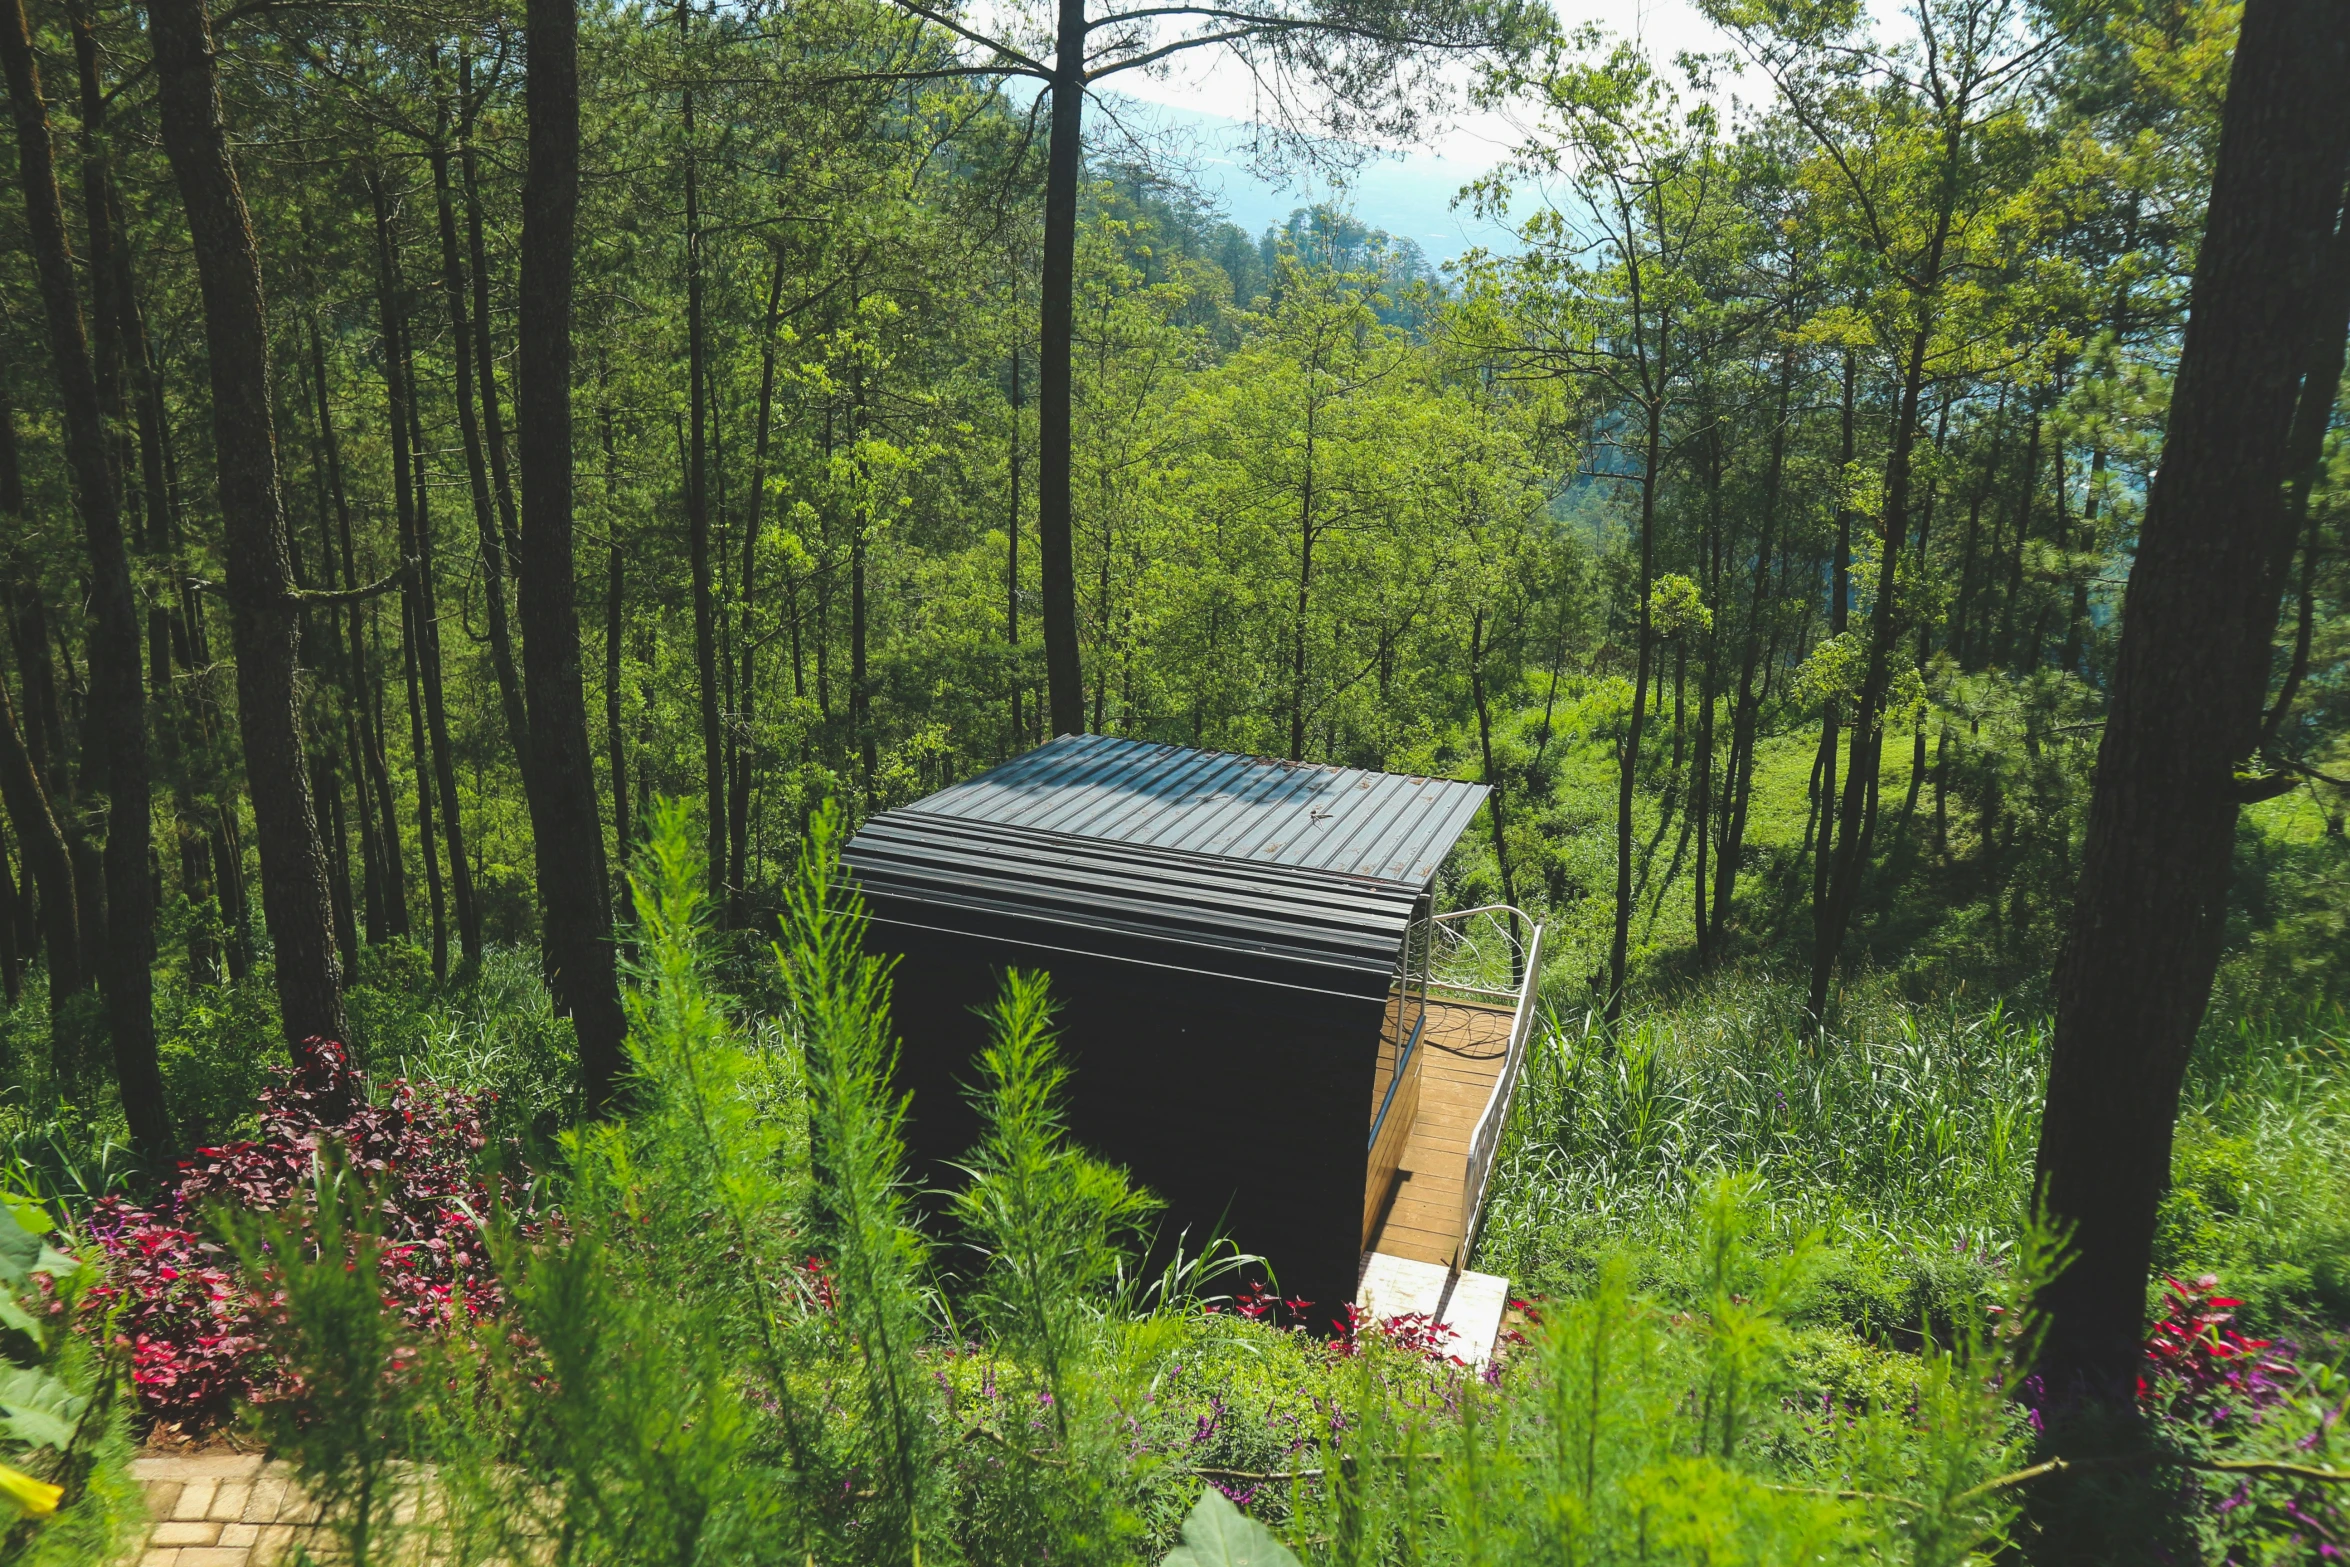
[1357,1251,1450,1321]
[1356,1252,1512,1366]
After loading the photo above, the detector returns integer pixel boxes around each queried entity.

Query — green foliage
[224,1152,418,1567]
[1161,1488,1301,1567]
[0,1187,141,1567]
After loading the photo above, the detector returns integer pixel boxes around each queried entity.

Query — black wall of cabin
[866,910,1384,1325]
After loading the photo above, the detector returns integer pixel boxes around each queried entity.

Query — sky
[1090,0,1758,264]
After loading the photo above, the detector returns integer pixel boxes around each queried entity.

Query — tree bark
[601,402,630,918]
[0,390,77,1008]
[1037,0,1087,735]
[430,124,530,768]
[1811,298,1942,1024]
[1007,345,1024,746]
[1470,606,1517,916]
[2,0,169,1156]
[150,0,349,1052]
[519,0,629,1114]
[1606,390,1660,1021]
[400,299,481,969]
[677,0,726,890]
[402,592,447,975]
[2034,0,2350,1406]
[728,256,784,924]
[0,679,76,1013]
[1710,340,1795,945]
[459,56,522,573]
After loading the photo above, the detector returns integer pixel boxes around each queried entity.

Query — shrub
[0,1185,143,1567]
[82,1043,527,1426]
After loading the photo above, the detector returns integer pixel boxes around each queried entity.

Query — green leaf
[0,1366,87,1452]
[0,1208,39,1289]
[0,1286,44,1350]
[1160,1488,1302,1567]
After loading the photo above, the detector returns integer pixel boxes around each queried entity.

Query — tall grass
[1484,983,2046,1279]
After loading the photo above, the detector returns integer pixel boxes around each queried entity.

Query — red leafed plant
[2139,1273,2298,1427]
[81,1041,531,1426]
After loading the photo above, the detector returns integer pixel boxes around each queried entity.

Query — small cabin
[843,734,1545,1354]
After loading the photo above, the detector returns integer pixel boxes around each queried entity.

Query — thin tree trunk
[1037,1,1086,735]
[1811,236,1951,1023]
[2000,412,2040,667]
[0,681,76,1013]
[1607,391,1661,1020]
[519,0,629,1113]
[1007,345,1023,746]
[316,748,358,976]
[3,0,168,1154]
[151,0,349,1052]
[1807,353,1857,1025]
[402,594,446,976]
[401,312,481,969]
[430,124,529,767]
[727,256,783,924]
[0,390,78,1008]
[678,0,725,892]
[2036,0,2350,1406]
[460,56,522,572]
[1470,606,1517,917]
[1711,341,1795,944]
[307,321,395,942]
[2259,172,2350,748]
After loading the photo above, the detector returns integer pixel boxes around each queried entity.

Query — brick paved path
[130,1454,321,1567]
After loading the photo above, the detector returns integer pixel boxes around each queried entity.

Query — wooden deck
[1361,998,1517,1267]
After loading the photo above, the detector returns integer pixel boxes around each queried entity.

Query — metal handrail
[1430,904,1535,1004]
[1449,906,1545,1267]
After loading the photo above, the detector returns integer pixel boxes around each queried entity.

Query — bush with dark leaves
[81,1041,528,1426]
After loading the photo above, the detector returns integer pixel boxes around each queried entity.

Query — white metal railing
[1434,905,1545,1267]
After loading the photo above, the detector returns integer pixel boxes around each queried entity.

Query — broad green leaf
[0,1366,87,1451]
[0,1286,42,1351]
[1160,1487,1301,1567]
[0,1208,39,1288]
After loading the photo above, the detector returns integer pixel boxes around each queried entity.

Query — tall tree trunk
[727,256,784,924]
[1807,353,1857,1025]
[678,0,725,892]
[430,125,529,767]
[1288,419,1316,761]
[1007,345,1023,746]
[2035,0,2350,1407]
[306,321,389,942]
[1607,392,1661,1020]
[601,402,631,917]
[313,324,407,941]
[1037,0,1087,735]
[402,314,481,968]
[2000,412,2040,667]
[460,56,522,572]
[402,594,446,975]
[2,0,168,1156]
[150,0,350,1051]
[1811,246,1950,1024]
[0,391,78,1008]
[1711,341,1796,944]
[316,748,357,976]
[519,0,629,1114]
[1470,606,1517,917]
[0,681,76,1013]
[2258,178,2350,749]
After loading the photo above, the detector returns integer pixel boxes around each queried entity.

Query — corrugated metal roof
[899,734,1488,888]
[845,811,1418,997]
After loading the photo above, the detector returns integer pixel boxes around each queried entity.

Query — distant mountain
[1088,93,1527,265]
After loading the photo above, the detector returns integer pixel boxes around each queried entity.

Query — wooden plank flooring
[1362,999,1516,1267]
